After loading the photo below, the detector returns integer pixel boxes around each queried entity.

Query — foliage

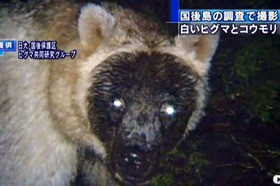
[221,36,280,123]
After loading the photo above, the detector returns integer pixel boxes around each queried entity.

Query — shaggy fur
[0,1,219,185]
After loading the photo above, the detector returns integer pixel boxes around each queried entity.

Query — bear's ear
[78,4,115,49]
[174,34,219,76]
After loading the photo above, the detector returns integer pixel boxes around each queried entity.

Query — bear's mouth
[114,166,153,185]
[110,146,158,185]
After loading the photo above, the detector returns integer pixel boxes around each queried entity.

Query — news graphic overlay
[170,0,180,23]
[0,40,16,57]
[17,41,77,59]
[0,40,77,59]
[178,10,280,35]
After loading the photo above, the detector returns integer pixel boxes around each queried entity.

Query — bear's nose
[116,146,150,179]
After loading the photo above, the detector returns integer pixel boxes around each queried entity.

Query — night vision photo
[0,0,220,186]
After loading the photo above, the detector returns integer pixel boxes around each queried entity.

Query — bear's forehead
[93,51,198,92]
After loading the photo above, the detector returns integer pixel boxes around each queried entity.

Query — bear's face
[87,52,198,184]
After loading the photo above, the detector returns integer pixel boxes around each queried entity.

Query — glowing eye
[161,103,176,116]
[113,98,124,108]
[165,105,175,115]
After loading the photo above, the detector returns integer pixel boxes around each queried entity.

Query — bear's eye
[110,98,125,123]
[160,103,176,116]
[112,98,125,110]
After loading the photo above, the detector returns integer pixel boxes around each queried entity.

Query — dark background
[2,0,280,185]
